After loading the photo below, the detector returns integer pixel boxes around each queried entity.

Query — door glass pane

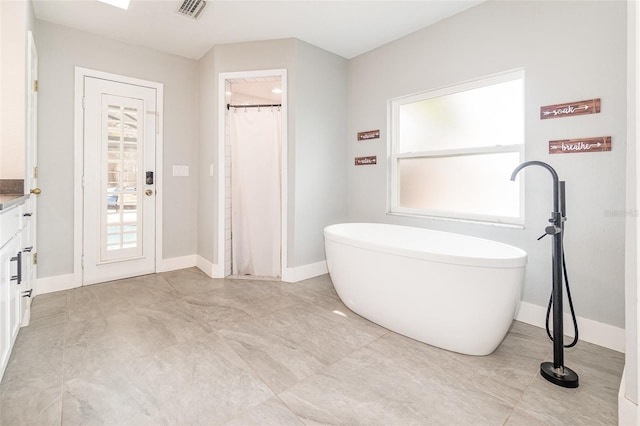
[101,99,143,261]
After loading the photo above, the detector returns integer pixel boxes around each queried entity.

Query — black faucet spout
[511,160,560,214]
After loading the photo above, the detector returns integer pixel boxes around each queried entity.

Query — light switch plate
[173,165,189,177]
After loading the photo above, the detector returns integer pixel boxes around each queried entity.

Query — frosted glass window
[398,152,521,218]
[389,70,524,224]
[398,79,524,153]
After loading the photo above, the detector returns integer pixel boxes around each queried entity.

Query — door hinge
[33,253,38,265]
[33,80,38,92]
[33,166,38,179]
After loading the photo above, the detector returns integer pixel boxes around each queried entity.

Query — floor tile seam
[272,393,307,426]
[178,296,257,320]
[506,363,542,421]
[501,407,517,426]
[165,280,226,297]
[299,329,393,382]
[221,310,377,399]
[216,332,282,400]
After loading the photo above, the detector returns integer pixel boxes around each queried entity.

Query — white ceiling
[32,0,484,60]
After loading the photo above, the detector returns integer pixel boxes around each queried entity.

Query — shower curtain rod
[227,103,282,110]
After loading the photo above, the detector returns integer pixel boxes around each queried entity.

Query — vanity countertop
[0,194,30,211]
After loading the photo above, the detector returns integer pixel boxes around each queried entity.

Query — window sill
[386,211,526,230]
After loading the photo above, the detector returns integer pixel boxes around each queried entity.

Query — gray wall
[293,40,348,266]
[35,20,199,278]
[347,0,627,328]
[197,38,348,269]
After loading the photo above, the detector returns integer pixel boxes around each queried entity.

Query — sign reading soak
[357,130,380,141]
[355,156,377,165]
[540,99,601,120]
[549,136,611,154]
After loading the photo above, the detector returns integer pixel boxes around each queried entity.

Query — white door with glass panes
[82,77,157,285]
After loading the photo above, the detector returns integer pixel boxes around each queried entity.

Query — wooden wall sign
[540,99,600,119]
[357,130,380,141]
[549,136,611,154]
[355,156,377,165]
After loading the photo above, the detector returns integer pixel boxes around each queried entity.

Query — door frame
[217,69,288,278]
[23,30,37,318]
[73,67,164,287]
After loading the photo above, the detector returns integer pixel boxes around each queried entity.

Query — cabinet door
[0,241,10,378]
[7,236,21,347]
[0,235,21,379]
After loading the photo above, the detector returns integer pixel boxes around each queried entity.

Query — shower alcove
[218,70,287,280]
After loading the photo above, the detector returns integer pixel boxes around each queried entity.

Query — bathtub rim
[324,222,527,269]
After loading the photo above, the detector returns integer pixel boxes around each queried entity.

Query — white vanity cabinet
[0,197,32,381]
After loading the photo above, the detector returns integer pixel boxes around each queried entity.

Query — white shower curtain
[230,108,282,277]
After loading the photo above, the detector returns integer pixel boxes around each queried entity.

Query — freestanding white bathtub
[324,223,527,356]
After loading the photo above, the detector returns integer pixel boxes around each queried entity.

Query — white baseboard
[196,255,219,278]
[158,255,197,272]
[282,260,328,283]
[195,256,327,282]
[37,255,198,295]
[619,369,639,426]
[515,301,625,353]
[36,273,77,295]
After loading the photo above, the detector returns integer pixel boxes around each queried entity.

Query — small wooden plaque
[549,136,611,154]
[540,99,601,119]
[357,130,380,141]
[355,156,377,166]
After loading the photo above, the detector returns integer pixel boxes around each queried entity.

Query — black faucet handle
[538,225,561,241]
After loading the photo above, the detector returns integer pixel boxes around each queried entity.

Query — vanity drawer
[0,204,21,249]
[19,198,32,230]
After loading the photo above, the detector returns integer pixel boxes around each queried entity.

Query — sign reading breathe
[549,136,611,154]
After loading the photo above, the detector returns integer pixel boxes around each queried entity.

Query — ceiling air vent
[177,0,207,19]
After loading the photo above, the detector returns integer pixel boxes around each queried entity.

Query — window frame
[388,70,525,226]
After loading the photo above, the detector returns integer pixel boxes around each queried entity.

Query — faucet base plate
[540,361,579,388]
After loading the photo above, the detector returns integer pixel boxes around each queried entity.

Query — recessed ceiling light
[97,0,131,10]
[272,88,282,94]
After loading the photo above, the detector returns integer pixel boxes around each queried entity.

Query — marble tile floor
[0,268,624,425]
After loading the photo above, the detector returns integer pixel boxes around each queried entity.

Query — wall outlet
[172,165,189,177]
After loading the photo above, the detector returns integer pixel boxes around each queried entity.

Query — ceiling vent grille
[177,0,207,19]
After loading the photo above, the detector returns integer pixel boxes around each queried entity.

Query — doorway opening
[217,70,287,280]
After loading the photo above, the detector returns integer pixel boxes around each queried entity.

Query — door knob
[145,189,153,196]
[30,188,41,195]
